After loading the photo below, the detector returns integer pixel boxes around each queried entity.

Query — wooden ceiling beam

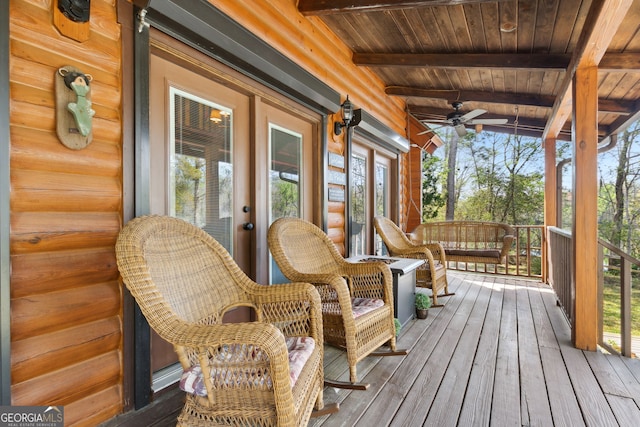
[298,0,509,15]
[542,0,634,141]
[599,53,640,71]
[393,87,636,115]
[387,87,556,108]
[356,52,640,72]
[355,53,571,71]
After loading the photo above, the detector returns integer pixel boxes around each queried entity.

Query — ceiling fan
[418,101,508,137]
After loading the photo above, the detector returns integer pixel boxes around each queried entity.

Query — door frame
[130,2,338,409]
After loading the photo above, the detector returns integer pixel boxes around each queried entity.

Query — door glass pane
[269,124,302,283]
[170,87,233,252]
[351,153,367,256]
[375,162,389,255]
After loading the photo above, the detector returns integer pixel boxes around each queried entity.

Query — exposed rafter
[387,86,637,115]
[355,52,640,72]
[355,53,571,71]
[298,0,509,15]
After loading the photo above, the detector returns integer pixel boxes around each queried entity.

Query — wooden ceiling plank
[542,0,635,141]
[298,0,513,16]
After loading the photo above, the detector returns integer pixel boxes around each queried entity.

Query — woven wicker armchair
[268,217,406,388]
[116,215,331,427]
[373,216,454,307]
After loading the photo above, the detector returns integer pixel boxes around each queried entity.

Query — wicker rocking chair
[116,215,336,427]
[374,216,454,307]
[267,217,407,389]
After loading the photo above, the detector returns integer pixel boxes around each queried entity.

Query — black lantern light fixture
[334,95,354,136]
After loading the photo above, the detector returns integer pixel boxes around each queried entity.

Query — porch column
[572,65,599,351]
[543,137,557,283]
[544,138,557,228]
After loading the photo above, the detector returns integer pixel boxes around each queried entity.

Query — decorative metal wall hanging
[56,66,95,150]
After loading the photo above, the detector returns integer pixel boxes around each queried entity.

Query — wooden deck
[102,271,640,426]
[313,271,640,427]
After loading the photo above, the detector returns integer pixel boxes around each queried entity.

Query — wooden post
[543,137,557,283]
[572,66,599,351]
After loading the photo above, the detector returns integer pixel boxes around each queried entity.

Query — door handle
[243,222,254,230]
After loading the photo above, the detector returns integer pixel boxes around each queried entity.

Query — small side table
[347,255,424,328]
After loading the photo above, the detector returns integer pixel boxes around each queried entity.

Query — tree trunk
[612,132,630,248]
[445,132,458,220]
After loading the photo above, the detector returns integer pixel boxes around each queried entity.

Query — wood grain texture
[9,0,123,422]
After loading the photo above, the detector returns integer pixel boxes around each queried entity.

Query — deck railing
[597,239,640,357]
[446,224,545,279]
[547,226,639,358]
[547,227,573,324]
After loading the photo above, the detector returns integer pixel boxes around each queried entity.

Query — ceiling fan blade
[469,118,508,125]
[420,119,449,124]
[417,124,448,135]
[454,124,468,137]
[459,109,486,122]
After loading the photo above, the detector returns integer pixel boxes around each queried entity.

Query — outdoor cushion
[446,248,501,259]
[351,297,385,318]
[179,336,316,396]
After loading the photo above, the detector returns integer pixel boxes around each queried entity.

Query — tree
[598,121,640,255]
[452,131,544,225]
[421,151,446,220]
[445,131,458,220]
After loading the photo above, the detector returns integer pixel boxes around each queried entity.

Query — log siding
[9,0,124,425]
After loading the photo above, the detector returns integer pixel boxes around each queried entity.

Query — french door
[146,48,317,390]
[350,138,396,256]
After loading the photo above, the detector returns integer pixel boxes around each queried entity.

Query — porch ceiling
[299,0,640,142]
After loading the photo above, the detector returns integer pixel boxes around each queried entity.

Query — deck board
[457,276,503,427]
[104,271,640,427]
[318,271,640,427]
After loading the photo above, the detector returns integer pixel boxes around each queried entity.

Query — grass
[601,274,640,337]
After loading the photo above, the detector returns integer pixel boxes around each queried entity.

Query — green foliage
[597,120,640,258]
[174,154,206,226]
[394,318,402,337]
[421,152,446,220]
[436,131,545,225]
[414,292,431,310]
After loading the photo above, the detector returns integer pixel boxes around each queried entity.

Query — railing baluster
[621,257,632,357]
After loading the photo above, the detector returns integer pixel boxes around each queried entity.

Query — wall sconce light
[334,95,354,136]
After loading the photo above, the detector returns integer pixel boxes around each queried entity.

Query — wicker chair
[373,216,454,307]
[116,215,332,427]
[267,217,406,388]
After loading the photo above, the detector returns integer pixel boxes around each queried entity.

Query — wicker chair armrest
[340,261,394,305]
[174,321,294,405]
[274,272,356,314]
[420,242,447,263]
[392,248,441,273]
[499,234,515,260]
[247,281,323,340]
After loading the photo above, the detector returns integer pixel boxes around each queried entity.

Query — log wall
[9,0,123,425]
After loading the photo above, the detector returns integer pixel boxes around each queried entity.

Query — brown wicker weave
[410,221,515,265]
[373,216,453,307]
[267,217,397,384]
[116,215,325,427]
